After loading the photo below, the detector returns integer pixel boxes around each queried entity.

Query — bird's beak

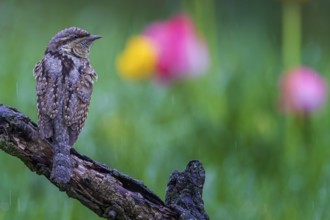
[88,34,102,41]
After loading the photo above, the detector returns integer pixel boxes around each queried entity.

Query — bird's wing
[64,63,97,146]
[34,58,62,139]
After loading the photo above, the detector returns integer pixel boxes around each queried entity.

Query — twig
[0,104,209,220]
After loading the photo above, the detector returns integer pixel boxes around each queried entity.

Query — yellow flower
[116,36,157,80]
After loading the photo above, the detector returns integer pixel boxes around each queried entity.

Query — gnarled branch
[0,104,209,220]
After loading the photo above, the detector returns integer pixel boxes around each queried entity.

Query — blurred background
[1,0,330,219]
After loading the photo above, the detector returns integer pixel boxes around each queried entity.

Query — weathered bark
[0,104,209,220]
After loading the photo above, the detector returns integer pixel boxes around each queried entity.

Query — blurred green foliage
[1,0,330,219]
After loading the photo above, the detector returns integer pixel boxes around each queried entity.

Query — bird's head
[47,27,101,58]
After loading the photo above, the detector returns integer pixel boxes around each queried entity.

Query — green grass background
[1,0,330,219]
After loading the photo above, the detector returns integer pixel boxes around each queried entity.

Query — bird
[33,27,101,184]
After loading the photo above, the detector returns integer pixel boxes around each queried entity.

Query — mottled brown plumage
[34,27,100,184]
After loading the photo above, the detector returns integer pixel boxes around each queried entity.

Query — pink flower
[143,13,209,83]
[279,67,327,114]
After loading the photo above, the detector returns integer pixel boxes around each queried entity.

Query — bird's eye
[72,35,80,40]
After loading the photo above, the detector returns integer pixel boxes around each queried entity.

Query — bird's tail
[51,142,72,184]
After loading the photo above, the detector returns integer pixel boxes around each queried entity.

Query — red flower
[279,67,327,114]
[143,13,209,83]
